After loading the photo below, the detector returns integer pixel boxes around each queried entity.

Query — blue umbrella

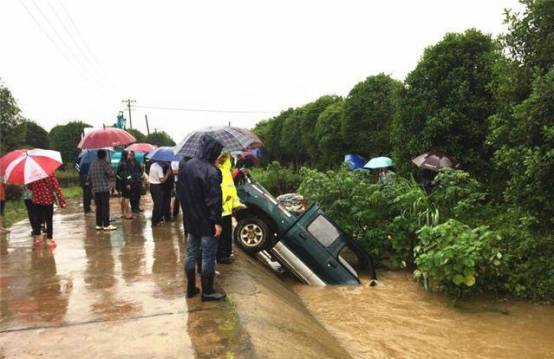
[75,149,114,175]
[344,154,367,170]
[146,146,181,162]
[364,156,394,169]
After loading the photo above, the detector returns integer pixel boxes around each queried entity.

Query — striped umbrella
[1,149,63,185]
[175,126,263,158]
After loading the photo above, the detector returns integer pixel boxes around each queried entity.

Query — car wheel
[234,217,272,254]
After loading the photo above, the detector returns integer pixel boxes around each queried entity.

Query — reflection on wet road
[0,199,194,357]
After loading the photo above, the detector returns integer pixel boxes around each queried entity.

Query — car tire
[234,217,272,254]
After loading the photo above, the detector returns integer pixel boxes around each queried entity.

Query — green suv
[234,175,376,285]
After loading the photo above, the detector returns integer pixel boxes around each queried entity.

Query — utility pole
[145,114,150,135]
[121,99,136,129]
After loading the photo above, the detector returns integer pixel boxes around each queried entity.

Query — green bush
[249,162,302,195]
[415,220,503,297]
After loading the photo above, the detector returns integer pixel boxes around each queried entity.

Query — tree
[0,83,26,153]
[299,95,342,165]
[49,121,92,166]
[254,109,292,165]
[491,69,554,228]
[279,109,305,166]
[126,128,147,143]
[501,0,554,99]
[315,100,346,169]
[145,131,176,147]
[18,120,49,149]
[392,29,500,177]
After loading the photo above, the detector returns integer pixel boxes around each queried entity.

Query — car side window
[307,215,340,247]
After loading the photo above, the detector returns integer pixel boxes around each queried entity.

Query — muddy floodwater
[293,271,554,359]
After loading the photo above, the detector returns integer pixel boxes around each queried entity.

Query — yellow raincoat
[218,157,243,217]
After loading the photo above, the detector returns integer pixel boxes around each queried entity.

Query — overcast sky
[0,0,522,143]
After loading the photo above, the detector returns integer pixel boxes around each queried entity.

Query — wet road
[0,199,194,357]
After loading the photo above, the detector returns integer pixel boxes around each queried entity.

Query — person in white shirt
[148,161,170,226]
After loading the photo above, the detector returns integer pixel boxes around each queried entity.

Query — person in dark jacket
[116,151,133,219]
[178,135,225,301]
[128,151,144,213]
[161,162,175,222]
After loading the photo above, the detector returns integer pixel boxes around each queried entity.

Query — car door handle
[327,261,337,268]
[298,232,307,240]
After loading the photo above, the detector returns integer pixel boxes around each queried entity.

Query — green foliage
[249,162,302,195]
[489,67,554,229]
[18,120,49,149]
[392,29,500,178]
[341,74,401,157]
[279,110,305,166]
[315,101,346,169]
[145,131,176,147]
[48,121,91,167]
[126,128,147,142]
[299,96,342,165]
[415,220,503,296]
[0,83,26,153]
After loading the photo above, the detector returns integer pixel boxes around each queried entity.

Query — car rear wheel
[234,217,272,254]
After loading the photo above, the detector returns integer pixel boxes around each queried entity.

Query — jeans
[150,184,163,225]
[94,191,110,227]
[31,204,53,239]
[185,234,218,275]
[217,215,233,260]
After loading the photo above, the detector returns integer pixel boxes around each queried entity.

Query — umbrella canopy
[175,126,263,158]
[1,149,62,185]
[147,146,181,162]
[0,148,28,176]
[125,142,157,153]
[364,156,394,169]
[344,154,367,170]
[78,127,136,149]
[411,152,460,172]
[75,149,114,175]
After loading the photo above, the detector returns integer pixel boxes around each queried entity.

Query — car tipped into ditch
[233,174,376,286]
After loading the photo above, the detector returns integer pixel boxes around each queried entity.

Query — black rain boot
[201,273,226,302]
[186,269,200,298]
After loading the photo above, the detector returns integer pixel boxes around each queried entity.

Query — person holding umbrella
[88,149,117,231]
[0,179,8,233]
[116,150,133,219]
[28,174,66,249]
[128,151,145,213]
[178,135,225,301]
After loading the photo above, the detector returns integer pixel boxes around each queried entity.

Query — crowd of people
[1,135,243,303]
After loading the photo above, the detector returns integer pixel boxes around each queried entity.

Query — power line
[134,105,277,115]
[29,0,89,73]
[20,1,74,66]
[57,0,105,74]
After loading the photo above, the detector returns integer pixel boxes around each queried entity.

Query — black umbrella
[175,126,263,158]
[411,152,460,172]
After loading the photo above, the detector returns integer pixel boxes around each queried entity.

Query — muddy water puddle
[293,271,554,359]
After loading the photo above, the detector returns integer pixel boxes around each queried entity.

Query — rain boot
[201,273,225,302]
[186,269,200,298]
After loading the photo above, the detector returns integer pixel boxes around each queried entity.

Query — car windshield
[307,215,340,247]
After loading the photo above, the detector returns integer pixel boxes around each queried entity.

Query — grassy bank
[3,185,81,227]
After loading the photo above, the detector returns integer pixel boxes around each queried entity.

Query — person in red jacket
[28,174,66,249]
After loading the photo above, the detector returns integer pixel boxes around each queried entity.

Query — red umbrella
[125,142,157,153]
[0,148,28,176]
[1,149,63,184]
[78,128,136,149]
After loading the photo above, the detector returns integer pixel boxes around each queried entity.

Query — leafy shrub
[5,184,22,201]
[249,162,302,195]
[415,220,503,297]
